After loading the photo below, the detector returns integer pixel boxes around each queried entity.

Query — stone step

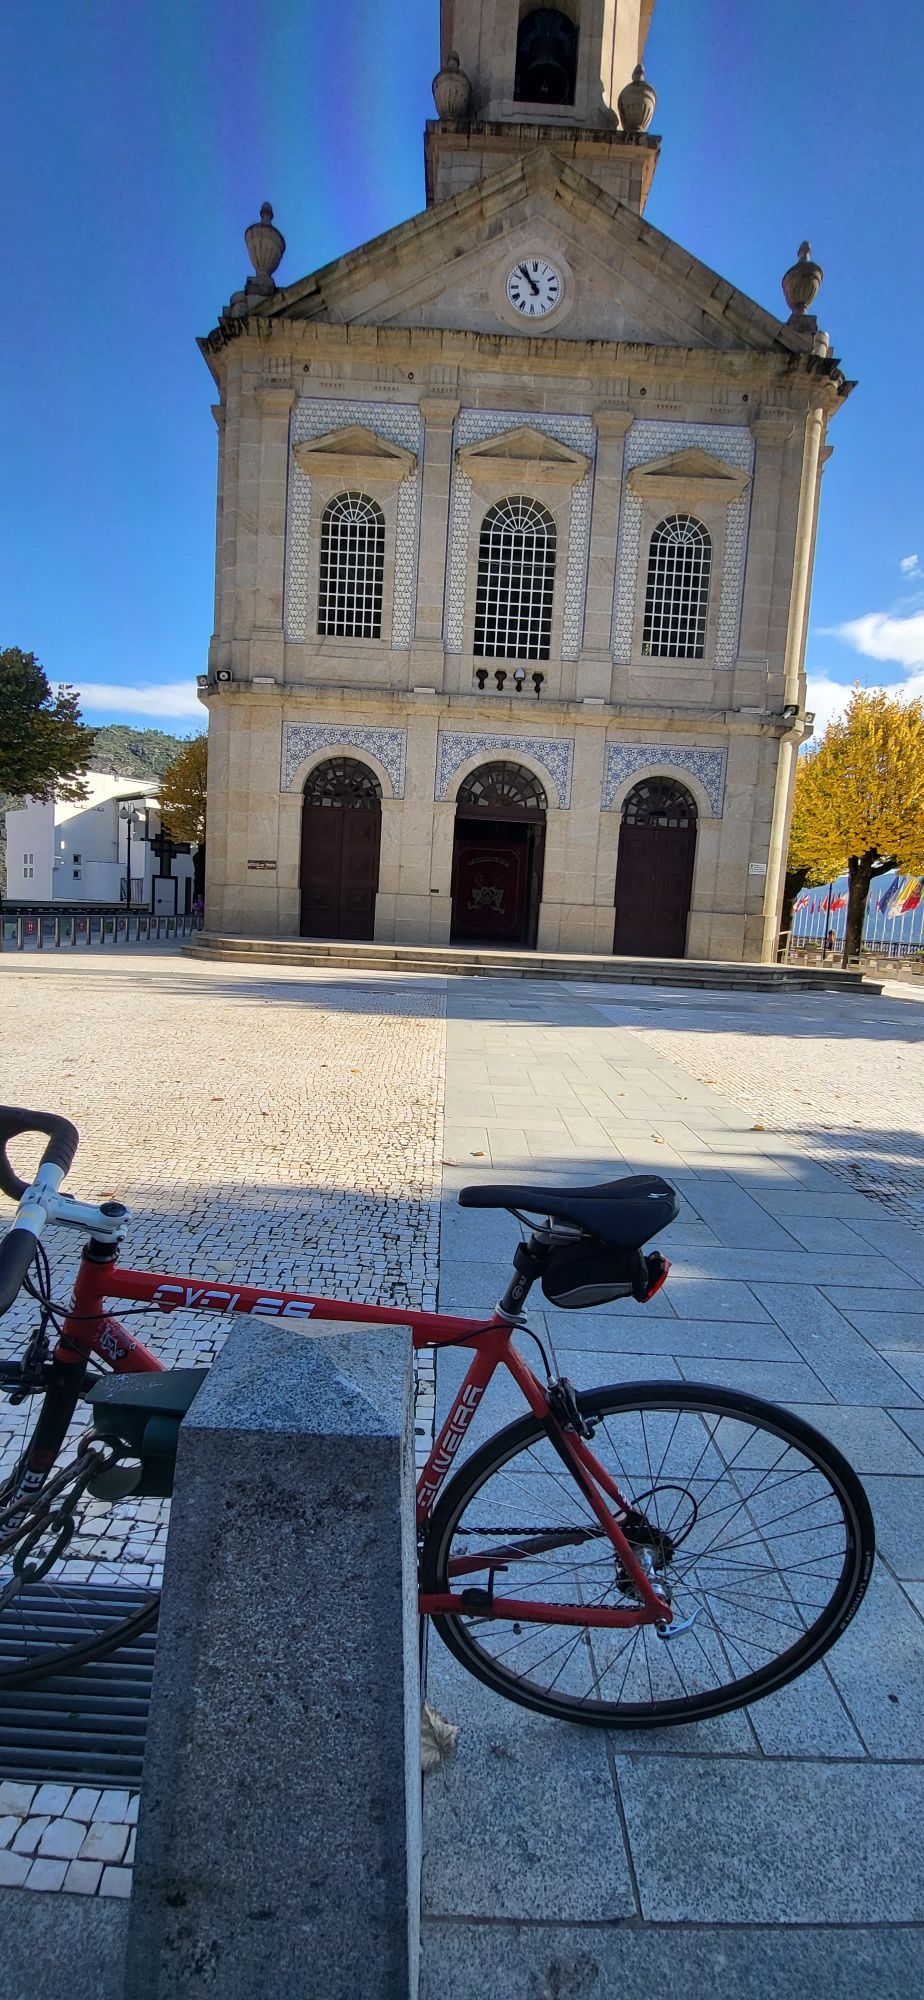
[183,936,880,995]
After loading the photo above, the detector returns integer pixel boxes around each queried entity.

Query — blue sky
[2,0,922,735]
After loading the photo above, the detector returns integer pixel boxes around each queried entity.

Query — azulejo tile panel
[445,411,595,659]
[281,723,407,797]
[436,732,573,809]
[603,742,727,817]
[611,422,755,669]
[283,399,421,648]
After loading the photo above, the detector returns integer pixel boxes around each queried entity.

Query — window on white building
[317,491,385,639]
[474,496,556,662]
[642,515,712,660]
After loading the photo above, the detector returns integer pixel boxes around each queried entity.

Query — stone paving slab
[616,1755,924,1923]
[420,1920,924,2000]
[424,976,924,1995]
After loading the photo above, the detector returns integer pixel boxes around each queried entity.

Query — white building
[5,772,196,915]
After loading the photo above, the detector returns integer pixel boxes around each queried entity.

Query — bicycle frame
[46,1250,673,1631]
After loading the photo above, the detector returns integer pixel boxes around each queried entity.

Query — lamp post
[118,803,132,920]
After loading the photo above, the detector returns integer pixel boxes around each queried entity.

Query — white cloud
[806,667,924,736]
[831,611,924,670]
[55,679,203,721]
[900,554,922,578]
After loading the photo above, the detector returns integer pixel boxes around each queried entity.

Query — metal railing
[1,910,202,951]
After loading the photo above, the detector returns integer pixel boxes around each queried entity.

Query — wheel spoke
[425,1387,871,1726]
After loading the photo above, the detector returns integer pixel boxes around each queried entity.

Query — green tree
[160,734,208,897]
[788,688,924,961]
[0,648,95,803]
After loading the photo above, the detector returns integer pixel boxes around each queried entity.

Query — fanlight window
[642,515,712,661]
[514,8,579,104]
[318,492,385,640]
[303,757,382,809]
[457,761,548,813]
[474,497,556,662]
[622,779,698,829]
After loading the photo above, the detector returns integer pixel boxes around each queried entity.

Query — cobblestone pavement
[0,953,444,1895]
[423,976,924,1998]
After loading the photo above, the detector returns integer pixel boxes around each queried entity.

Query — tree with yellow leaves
[160,734,208,897]
[788,688,924,960]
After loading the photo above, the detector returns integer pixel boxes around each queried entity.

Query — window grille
[317,492,385,640]
[303,757,382,810]
[457,761,547,813]
[474,497,556,662]
[642,515,712,660]
[622,778,698,828]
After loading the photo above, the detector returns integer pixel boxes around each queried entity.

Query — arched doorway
[451,761,546,948]
[613,777,697,958]
[300,757,382,940]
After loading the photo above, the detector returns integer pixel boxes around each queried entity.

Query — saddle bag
[541,1241,669,1311]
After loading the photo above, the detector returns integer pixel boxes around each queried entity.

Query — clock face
[505,257,563,319]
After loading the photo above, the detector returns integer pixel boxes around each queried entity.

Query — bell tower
[427,1,659,209]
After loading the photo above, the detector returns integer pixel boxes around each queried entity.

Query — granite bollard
[123,1320,420,1999]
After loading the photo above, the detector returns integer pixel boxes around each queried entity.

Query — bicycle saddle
[458,1174,678,1250]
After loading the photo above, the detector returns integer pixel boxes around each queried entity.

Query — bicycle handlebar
[0,1107,80,1315]
[0,1107,80,1204]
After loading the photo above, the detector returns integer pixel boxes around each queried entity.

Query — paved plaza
[0,952,923,1993]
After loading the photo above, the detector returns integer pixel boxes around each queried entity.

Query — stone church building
[198,0,850,960]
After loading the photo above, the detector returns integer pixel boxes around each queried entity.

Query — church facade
[198,0,851,961]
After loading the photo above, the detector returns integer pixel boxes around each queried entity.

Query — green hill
[89,724,197,781]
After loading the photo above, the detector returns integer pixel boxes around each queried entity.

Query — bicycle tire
[420,1381,874,1727]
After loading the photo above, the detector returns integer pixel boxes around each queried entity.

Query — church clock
[504,257,563,319]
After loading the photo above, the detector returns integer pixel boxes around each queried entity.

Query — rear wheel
[420,1382,874,1727]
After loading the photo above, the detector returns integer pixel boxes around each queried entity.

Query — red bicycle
[0,1106,874,1727]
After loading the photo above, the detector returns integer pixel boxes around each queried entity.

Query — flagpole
[820,880,833,964]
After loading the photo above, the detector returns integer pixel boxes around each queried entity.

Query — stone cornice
[199,314,852,416]
[206,678,797,739]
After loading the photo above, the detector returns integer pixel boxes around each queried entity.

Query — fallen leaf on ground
[421,1703,460,1773]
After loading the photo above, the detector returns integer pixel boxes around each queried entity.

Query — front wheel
[420,1382,874,1728]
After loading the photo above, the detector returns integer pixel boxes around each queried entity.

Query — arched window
[303,757,382,808]
[474,497,556,661]
[317,492,385,640]
[457,761,548,813]
[621,778,698,828]
[514,8,578,105]
[642,515,712,660]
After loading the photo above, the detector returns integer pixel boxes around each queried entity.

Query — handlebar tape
[0,1227,39,1315]
[0,1107,80,1203]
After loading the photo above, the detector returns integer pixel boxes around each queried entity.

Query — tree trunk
[782,866,809,937]
[842,853,875,963]
[193,845,206,900]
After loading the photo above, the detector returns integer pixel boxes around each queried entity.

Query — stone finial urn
[782,241,823,320]
[618,63,657,134]
[432,50,472,122]
[244,203,286,296]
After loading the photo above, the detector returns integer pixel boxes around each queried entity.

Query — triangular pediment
[292,425,417,479]
[628,448,751,503]
[250,151,809,361]
[457,424,590,485]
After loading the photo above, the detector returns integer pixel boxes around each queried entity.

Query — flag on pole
[896,878,924,914]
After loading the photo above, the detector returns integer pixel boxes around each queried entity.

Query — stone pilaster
[735,415,796,704]
[578,408,634,694]
[412,395,460,677]
[252,386,296,673]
